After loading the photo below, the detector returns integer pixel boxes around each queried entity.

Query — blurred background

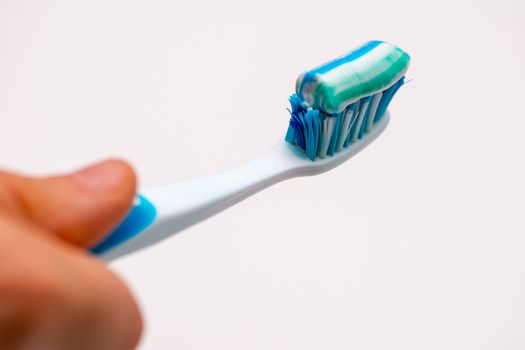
[1,0,524,349]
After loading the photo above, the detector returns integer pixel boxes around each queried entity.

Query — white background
[1,0,524,349]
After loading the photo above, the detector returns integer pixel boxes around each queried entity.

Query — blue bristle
[304,109,320,160]
[327,112,342,156]
[358,96,371,139]
[345,100,360,147]
[286,95,306,150]
[284,125,296,145]
[343,103,357,148]
[291,115,306,150]
[316,112,327,157]
[375,77,404,123]
[289,93,303,112]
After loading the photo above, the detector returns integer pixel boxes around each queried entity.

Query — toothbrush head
[285,41,409,161]
[276,110,390,177]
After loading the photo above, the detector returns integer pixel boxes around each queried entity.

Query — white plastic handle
[94,113,389,261]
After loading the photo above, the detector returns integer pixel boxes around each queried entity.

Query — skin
[0,159,142,350]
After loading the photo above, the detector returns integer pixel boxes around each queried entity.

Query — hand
[0,160,142,350]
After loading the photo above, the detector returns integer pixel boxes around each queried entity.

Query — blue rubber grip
[91,194,157,255]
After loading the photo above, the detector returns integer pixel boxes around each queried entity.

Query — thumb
[1,159,137,247]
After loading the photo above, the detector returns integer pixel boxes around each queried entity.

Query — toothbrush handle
[91,112,390,261]
[89,194,157,256]
[90,143,295,261]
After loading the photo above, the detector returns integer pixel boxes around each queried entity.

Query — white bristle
[351,98,370,143]
[318,116,335,158]
[336,106,355,152]
[365,92,382,133]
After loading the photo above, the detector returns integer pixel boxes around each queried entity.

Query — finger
[0,159,137,247]
[0,215,142,350]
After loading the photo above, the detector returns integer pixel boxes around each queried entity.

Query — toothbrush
[91,40,410,261]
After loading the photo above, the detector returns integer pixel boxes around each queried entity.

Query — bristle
[356,96,371,140]
[285,77,405,161]
[336,105,355,152]
[318,115,335,158]
[375,77,405,123]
